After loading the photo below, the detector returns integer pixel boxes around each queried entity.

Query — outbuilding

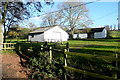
[73,27,107,39]
[28,26,69,42]
[87,27,107,38]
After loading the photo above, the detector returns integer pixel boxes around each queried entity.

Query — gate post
[49,46,52,64]
[66,42,69,52]
[64,49,67,66]
[41,45,43,51]
[64,49,68,80]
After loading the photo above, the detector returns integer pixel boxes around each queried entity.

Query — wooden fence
[1,43,16,50]
[40,44,120,80]
[17,42,119,80]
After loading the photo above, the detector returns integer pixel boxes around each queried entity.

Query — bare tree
[28,22,36,31]
[59,2,93,39]
[41,1,93,39]
[105,25,111,38]
[41,11,64,27]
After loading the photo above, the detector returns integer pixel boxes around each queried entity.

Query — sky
[87,2,118,28]
[21,1,118,29]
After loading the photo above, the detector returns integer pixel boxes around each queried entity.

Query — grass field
[4,38,120,57]
[68,38,120,56]
[66,38,120,79]
[5,38,120,56]
[6,39,27,43]
[110,30,120,38]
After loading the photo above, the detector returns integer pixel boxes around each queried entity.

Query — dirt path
[1,53,28,80]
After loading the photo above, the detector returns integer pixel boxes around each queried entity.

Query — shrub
[15,42,66,80]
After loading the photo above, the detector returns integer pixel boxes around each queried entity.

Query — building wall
[73,34,78,39]
[79,33,87,39]
[44,26,69,42]
[94,29,107,38]
[73,33,87,39]
[28,33,44,42]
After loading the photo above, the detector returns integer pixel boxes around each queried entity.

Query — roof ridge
[29,26,57,33]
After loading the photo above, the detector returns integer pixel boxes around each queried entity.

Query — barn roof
[90,27,105,32]
[66,27,105,34]
[29,26,54,34]
[76,27,105,33]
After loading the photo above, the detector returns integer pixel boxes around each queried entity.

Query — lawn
[4,38,120,56]
[68,38,120,56]
[6,39,27,43]
[65,38,120,79]
[110,30,120,38]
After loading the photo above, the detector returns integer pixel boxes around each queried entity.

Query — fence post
[64,49,67,80]
[49,46,52,64]
[115,53,118,79]
[4,44,6,51]
[66,42,69,52]
[113,53,118,79]
[18,45,24,66]
[0,44,2,51]
[41,45,43,51]
[45,42,47,47]
[64,49,67,66]
[112,51,118,79]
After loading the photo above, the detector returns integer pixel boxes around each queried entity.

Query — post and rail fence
[0,43,16,50]
[39,43,119,80]
[1,42,119,80]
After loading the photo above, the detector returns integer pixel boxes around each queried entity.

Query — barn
[73,27,107,39]
[88,27,107,38]
[28,26,69,42]
[73,33,87,39]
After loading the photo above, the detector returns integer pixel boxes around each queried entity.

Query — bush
[15,42,66,80]
[15,42,45,56]
[28,51,65,80]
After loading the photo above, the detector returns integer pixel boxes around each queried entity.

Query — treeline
[7,26,39,39]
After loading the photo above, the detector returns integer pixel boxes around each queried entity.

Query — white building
[93,28,107,38]
[73,33,87,39]
[73,27,107,39]
[28,26,69,42]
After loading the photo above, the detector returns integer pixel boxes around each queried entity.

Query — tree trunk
[70,28,74,40]
[3,33,6,43]
[3,22,6,43]
[2,2,8,43]
[71,30,74,39]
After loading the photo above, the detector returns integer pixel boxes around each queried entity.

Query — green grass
[110,30,120,38]
[68,38,119,46]
[68,38,120,56]
[6,39,27,43]
[66,38,120,77]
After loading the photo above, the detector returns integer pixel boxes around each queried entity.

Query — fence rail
[17,42,119,80]
[64,66,119,80]
[65,52,120,61]
[1,43,16,50]
[39,45,119,80]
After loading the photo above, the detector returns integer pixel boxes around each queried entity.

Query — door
[53,31,61,42]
